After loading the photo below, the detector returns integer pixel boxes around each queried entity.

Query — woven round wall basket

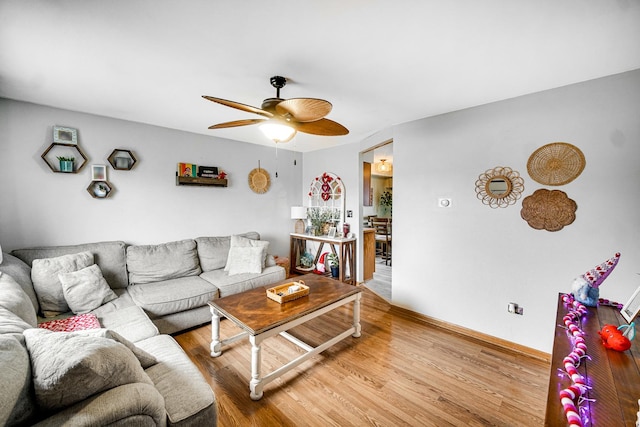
[527,142,585,186]
[248,168,270,194]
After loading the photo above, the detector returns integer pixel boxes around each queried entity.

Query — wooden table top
[209,274,362,335]
[545,293,640,426]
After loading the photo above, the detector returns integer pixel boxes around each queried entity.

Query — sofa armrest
[33,382,166,427]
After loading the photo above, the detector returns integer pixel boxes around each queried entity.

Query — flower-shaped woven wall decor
[520,189,577,231]
[527,142,585,186]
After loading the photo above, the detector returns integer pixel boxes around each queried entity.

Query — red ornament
[598,324,631,352]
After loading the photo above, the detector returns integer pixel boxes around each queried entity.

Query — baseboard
[389,304,551,363]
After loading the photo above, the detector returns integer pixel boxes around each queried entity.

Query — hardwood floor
[175,288,550,426]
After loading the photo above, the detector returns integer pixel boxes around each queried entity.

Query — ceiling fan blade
[208,119,267,129]
[294,118,349,136]
[202,96,273,118]
[276,98,332,122]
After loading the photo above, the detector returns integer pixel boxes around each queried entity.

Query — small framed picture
[621,284,640,323]
[53,126,78,145]
[91,164,107,181]
[327,227,337,238]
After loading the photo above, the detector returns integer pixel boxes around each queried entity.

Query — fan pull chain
[275,145,279,178]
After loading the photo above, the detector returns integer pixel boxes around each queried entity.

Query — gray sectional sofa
[0,232,286,426]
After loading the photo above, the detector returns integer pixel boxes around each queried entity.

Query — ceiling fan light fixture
[259,121,296,143]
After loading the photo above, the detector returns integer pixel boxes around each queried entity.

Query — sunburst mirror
[475,166,525,208]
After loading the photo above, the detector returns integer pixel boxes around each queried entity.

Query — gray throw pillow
[75,328,157,368]
[31,252,94,317]
[23,328,154,410]
[58,264,118,314]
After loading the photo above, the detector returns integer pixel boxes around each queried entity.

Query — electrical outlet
[347,210,353,217]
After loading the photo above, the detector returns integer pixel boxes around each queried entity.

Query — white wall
[391,70,640,352]
[2,69,639,354]
[0,99,303,256]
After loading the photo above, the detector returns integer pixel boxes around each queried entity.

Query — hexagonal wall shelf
[87,180,113,199]
[41,143,88,173]
[108,149,137,170]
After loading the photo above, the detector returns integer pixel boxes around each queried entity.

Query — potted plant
[298,252,314,271]
[57,156,75,173]
[327,253,339,278]
[94,183,108,198]
[380,190,392,216]
[307,207,333,236]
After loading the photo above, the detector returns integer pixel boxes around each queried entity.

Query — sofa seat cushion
[94,305,159,343]
[137,334,216,426]
[200,265,286,298]
[128,277,219,318]
[23,328,154,411]
[127,240,202,285]
[12,241,129,289]
[0,335,36,426]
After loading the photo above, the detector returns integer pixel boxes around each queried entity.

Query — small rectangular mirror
[621,284,640,323]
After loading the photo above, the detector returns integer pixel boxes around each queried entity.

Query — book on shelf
[178,163,197,177]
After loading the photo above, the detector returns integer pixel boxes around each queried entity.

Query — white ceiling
[1,1,639,152]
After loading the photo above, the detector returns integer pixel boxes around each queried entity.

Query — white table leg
[210,306,222,357]
[352,292,362,338]
[249,335,264,400]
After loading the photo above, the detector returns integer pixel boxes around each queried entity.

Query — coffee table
[208,274,362,400]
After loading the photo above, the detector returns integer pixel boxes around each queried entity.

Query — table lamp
[290,207,307,234]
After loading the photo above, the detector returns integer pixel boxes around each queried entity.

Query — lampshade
[260,122,296,143]
[377,159,392,173]
[290,206,307,219]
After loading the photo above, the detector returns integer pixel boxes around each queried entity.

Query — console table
[289,233,356,285]
[545,293,640,426]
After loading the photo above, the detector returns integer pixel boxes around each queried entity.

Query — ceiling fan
[202,76,348,143]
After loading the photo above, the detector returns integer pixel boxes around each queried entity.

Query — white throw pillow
[224,235,269,272]
[31,252,94,317]
[226,246,264,275]
[58,264,118,314]
[23,328,153,410]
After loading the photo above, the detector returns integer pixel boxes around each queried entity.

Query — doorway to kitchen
[361,140,392,301]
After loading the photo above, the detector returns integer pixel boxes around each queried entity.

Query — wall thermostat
[438,198,452,208]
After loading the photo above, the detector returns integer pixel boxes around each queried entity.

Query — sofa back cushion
[0,335,36,426]
[0,272,37,329]
[195,231,260,272]
[127,239,202,285]
[0,253,39,314]
[12,241,129,289]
